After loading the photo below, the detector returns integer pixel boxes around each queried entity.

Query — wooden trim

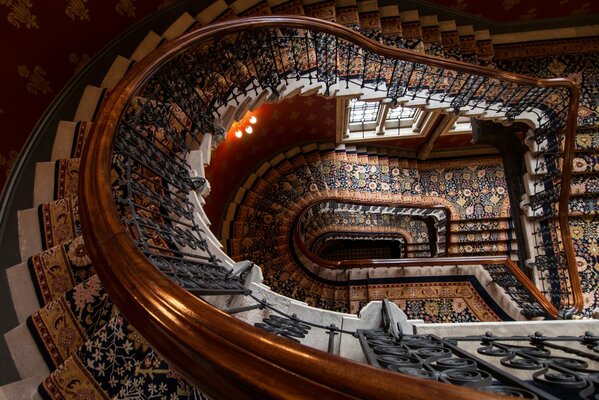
[560,78,583,313]
[79,16,575,399]
[416,113,458,160]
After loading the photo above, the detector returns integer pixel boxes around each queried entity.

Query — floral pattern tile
[115,351,206,400]
[570,216,599,316]
[41,315,151,400]
[497,54,599,127]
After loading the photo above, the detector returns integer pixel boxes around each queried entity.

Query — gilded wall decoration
[115,0,135,17]
[65,0,90,21]
[0,150,19,178]
[157,0,176,10]
[502,0,522,10]
[17,65,52,95]
[1,0,38,29]
[68,52,91,74]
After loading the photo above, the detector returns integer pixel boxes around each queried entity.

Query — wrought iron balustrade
[360,329,599,399]
[295,200,448,258]
[79,16,581,399]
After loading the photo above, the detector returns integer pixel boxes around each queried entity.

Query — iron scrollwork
[359,329,599,399]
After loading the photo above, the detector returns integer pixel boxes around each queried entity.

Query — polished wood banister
[559,81,583,314]
[79,15,578,399]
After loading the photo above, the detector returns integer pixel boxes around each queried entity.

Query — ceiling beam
[416,113,459,160]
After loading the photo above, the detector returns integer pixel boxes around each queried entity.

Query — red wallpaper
[204,95,337,230]
[426,0,598,22]
[0,0,177,189]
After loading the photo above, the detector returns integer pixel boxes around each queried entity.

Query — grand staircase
[0,0,597,399]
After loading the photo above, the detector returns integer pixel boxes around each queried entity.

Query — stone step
[33,158,80,207]
[32,163,55,208]
[4,323,50,379]
[50,121,87,161]
[100,55,132,90]
[6,262,40,324]
[0,377,44,400]
[73,85,106,122]
[130,31,162,62]
[17,208,42,261]
[195,0,229,26]
[457,24,477,64]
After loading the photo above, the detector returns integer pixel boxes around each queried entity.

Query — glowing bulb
[245,125,253,134]
[249,115,257,124]
[234,129,243,138]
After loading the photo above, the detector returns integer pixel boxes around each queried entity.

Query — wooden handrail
[79,16,577,399]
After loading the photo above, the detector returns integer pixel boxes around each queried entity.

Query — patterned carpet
[225,146,516,318]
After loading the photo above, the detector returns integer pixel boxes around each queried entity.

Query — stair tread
[40,315,148,399]
[7,262,40,324]
[28,235,93,306]
[4,322,51,379]
[28,274,115,369]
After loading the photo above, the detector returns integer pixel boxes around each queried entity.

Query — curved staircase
[0,1,597,399]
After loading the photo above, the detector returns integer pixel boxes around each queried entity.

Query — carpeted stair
[224,144,518,260]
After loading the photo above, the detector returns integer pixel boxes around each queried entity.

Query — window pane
[349,100,379,123]
[386,105,416,121]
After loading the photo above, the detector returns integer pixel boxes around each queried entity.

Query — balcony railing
[79,16,581,399]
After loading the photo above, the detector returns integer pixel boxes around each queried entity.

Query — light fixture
[230,114,258,140]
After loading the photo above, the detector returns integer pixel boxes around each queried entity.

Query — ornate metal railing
[291,235,558,319]
[80,16,580,399]
[295,200,449,257]
[289,200,557,318]
[312,232,408,260]
[360,329,599,399]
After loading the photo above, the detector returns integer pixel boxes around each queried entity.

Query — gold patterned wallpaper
[0,0,178,189]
